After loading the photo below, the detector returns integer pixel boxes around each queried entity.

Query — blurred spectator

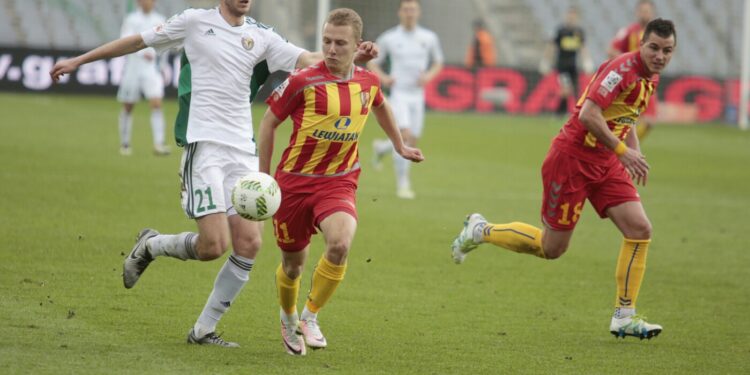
[540,6,593,115]
[465,19,497,68]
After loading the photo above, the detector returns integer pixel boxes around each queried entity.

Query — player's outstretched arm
[372,100,424,163]
[579,99,648,184]
[50,34,147,82]
[258,108,283,175]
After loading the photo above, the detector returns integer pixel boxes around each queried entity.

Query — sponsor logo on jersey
[242,35,255,50]
[601,70,623,93]
[204,28,216,36]
[312,129,359,142]
[334,117,352,130]
[271,80,289,102]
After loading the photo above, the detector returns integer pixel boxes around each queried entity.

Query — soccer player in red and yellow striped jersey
[608,0,657,140]
[258,8,423,356]
[451,19,676,340]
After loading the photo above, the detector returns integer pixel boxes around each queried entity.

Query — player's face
[398,2,420,28]
[223,0,252,16]
[322,23,359,75]
[565,10,578,26]
[640,33,675,74]
[636,3,655,25]
[138,0,155,13]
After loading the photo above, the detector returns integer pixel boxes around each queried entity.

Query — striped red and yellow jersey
[555,51,659,165]
[610,22,643,54]
[267,63,384,176]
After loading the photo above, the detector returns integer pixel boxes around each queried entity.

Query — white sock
[614,307,635,319]
[119,109,133,147]
[393,151,411,190]
[150,108,165,147]
[280,307,299,325]
[145,232,198,260]
[300,306,317,322]
[374,139,393,156]
[194,254,254,336]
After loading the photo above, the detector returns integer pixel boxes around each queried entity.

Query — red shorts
[272,170,360,252]
[540,145,639,231]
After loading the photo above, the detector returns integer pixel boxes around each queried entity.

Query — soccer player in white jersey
[50,0,377,348]
[117,0,170,156]
[368,0,443,199]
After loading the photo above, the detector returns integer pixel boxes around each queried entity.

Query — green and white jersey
[141,7,304,154]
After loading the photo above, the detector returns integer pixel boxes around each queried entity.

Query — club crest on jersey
[334,117,352,130]
[360,91,370,107]
[601,70,623,93]
[241,36,255,50]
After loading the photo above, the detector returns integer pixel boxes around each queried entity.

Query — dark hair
[642,18,676,45]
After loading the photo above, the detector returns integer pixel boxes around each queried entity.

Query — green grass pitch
[1,92,749,374]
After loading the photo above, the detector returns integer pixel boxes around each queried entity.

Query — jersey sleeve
[586,63,629,109]
[369,73,385,107]
[266,74,305,121]
[430,32,445,64]
[263,30,305,73]
[141,10,191,54]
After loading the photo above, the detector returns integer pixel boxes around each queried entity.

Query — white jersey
[121,9,165,71]
[141,8,304,154]
[373,25,444,95]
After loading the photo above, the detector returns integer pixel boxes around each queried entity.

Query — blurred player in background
[117,0,170,156]
[368,0,443,199]
[51,0,376,348]
[258,8,423,355]
[465,19,497,69]
[539,6,594,116]
[452,19,676,341]
[608,0,656,140]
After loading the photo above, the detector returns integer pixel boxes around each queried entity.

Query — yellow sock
[482,222,546,258]
[635,120,652,140]
[305,256,347,313]
[615,238,651,308]
[276,263,300,315]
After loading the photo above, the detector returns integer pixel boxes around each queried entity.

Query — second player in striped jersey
[258,8,423,356]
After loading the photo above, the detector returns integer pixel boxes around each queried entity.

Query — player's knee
[233,235,262,258]
[197,237,228,261]
[282,261,304,280]
[325,239,351,263]
[542,243,568,260]
[626,220,652,240]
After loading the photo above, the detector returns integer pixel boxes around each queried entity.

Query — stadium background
[1,1,749,374]
[0,0,746,123]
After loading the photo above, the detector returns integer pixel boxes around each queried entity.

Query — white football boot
[610,314,663,340]
[280,312,306,356]
[451,213,487,264]
[299,318,328,349]
[122,228,159,288]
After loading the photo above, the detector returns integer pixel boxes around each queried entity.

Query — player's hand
[50,58,80,83]
[354,41,379,64]
[417,74,429,87]
[618,148,649,186]
[397,146,424,163]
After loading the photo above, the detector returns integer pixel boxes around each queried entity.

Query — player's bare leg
[606,201,661,339]
[298,212,356,350]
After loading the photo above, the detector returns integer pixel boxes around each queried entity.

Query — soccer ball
[231,172,282,221]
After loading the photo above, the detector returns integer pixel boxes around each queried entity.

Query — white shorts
[389,91,426,138]
[117,66,164,103]
[180,141,259,219]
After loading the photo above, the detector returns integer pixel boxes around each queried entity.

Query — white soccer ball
[231,172,282,221]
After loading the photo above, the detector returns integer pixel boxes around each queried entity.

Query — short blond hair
[326,8,363,41]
